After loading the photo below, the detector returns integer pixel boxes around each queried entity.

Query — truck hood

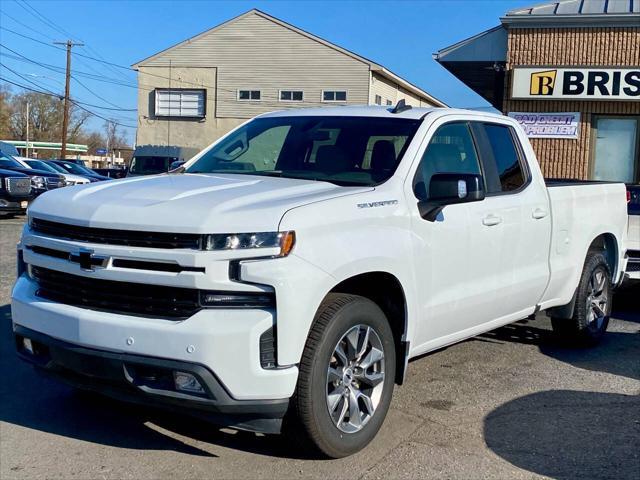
[28,173,371,233]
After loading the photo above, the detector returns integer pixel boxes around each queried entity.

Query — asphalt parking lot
[1,214,638,479]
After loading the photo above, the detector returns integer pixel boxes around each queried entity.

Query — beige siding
[136,66,245,150]
[370,72,436,107]
[504,27,640,179]
[140,13,371,119]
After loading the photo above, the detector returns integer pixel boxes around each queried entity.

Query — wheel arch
[588,232,620,281]
[547,232,620,320]
[324,271,410,385]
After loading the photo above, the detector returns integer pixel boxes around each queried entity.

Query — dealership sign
[508,112,580,139]
[512,67,640,100]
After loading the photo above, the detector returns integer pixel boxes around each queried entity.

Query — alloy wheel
[326,325,385,433]
[586,266,609,329]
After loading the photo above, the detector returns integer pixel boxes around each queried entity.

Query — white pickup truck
[12,106,628,458]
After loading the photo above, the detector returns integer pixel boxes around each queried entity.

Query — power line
[0,8,56,42]
[72,75,137,111]
[0,44,139,88]
[0,61,61,96]
[0,39,288,103]
[0,26,313,106]
[17,0,78,41]
[1,76,138,129]
[0,67,138,127]
[0,46,138,111]
[7,1,134,85]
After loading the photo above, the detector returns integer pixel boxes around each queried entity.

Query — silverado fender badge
[357,200,399,209]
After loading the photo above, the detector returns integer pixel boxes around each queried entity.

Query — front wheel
[290,293,396,458]
[551,252,612,346]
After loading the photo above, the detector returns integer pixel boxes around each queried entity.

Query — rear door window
[481,124,527,193]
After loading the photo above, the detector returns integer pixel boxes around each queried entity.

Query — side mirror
[417,173,485,222]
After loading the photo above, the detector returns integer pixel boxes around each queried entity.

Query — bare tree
[104,119,127,153]
[7,89,90,143]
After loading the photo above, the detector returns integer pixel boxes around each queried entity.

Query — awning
[1,140,88,153]
[433,26,507,110]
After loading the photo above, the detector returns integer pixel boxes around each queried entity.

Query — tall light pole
[53,40,83,159]
[25,101,30,158]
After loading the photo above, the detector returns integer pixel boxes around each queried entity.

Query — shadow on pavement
[479,287,640,383]
[484,390,640,480]
[610,284,640,323]
[0,304,305,459]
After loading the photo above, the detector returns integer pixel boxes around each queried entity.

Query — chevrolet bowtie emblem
[69,248,107,271]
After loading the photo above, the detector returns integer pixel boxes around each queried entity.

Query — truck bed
[539,180,628,309]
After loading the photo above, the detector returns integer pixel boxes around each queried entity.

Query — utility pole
[54,40,83,159]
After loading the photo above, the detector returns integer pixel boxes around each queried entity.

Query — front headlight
[31,176,45,189]
[202,231,295,256]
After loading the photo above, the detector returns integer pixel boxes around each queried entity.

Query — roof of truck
[260,105,505,121]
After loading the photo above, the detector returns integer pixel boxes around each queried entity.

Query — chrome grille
[45,177,65,189]
[5,177,31,196]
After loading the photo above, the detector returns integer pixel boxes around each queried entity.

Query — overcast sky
[0,0,534,144]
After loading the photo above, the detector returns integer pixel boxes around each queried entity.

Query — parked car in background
[169,160,185,171]
[14,158,91,186]
[40,161,100,183]
[12,107,629,458]
[60,158,88,168]
[93,167,128,179]
[128,145,199,176]
[48,160,111,182]
[0,153,66,195]
[626,184,639,282]
[0,169,32,217]
[0,141,21,157]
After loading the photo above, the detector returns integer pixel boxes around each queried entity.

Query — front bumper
[11,274,299,402]
[625,251,640,281]
[14,325,289,433]
[0,198,29,215]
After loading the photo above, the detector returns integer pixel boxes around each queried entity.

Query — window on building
[280,90,304,102]
[413,122,481,199]
[375,95,382,105]
[155,89,205,118]
[386,100,393,106]
[323,90,347,102]
[593,117,639,183]
[482,124,526,193]
[238,90,261,101]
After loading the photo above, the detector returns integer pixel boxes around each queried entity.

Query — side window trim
[470,122,501,194]
[474,122,532,197]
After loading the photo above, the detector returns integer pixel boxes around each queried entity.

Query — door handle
[482,214,502,226]
[532,208,549,219]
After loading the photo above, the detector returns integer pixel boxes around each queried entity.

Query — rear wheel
[290,293,396,458]
[551,252,612,346]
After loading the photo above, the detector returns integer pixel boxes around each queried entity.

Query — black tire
[289,293,396,458]
[551,252,612,346]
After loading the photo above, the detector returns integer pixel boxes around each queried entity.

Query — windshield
[130,156,175,175]
[26,160,57,173]
[185,116,421,186]
[55,161,91,175]
[41,161,68,174]
[0,153,23,169]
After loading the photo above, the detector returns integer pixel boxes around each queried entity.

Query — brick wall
[503,27,640,179]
